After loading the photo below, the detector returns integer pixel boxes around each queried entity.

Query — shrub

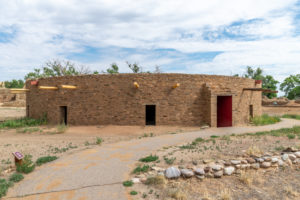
[130,191,138,195]
[145,175,166,186]
[0,179,13,198]
[16,155,35,174]
[96,137,103,145]
[9,173,24,183]
[123,180,133,187]
[56,124,68,133]
[139,155,159,162]
[287,134,296,139]
[132,165,150,174]
[251,114,280,126]
[36,156,58,166]
[164,156,176,165]
[282,114,300,120]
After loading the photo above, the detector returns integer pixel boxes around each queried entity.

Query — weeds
[164,156,176,165]
[251,114,280,126]
[9,173,24,183]
[282,114,300,120]
[16,155,35,174]
[36,156,58,166]
[56,124,68,133]
[130,190,138,195]
[145,175,166,186]
[96,137,103,145]
[0,115,47,129]
[0,179,13,198]
[132,165,150,174]
[16,127,41,133]
[123,180,133,187]
[139,155,159,162]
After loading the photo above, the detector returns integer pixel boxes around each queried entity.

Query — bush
[36,156,58,166]
[123,180,133,187]
[16,155,35,174]
[0,116,47,129]
[130,191,138,195]
[56,124,67,133]
[139,155,159,162]
[96,137,103,145]
[132,165,150,174]
[251,114,281,126]
[282,114,300,120]
[145,175,166,186]
[9,173,24,182]
[0,179,13,198]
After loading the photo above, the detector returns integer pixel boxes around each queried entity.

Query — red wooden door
[217,96,232,127]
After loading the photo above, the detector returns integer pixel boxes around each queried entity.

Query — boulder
[282,154,289,161]
[261,162,271,168]
[231,160,241,165]
[165,167,181,179]
[194,168,205,176]
[224,167,235,175]
[180,169,194,178]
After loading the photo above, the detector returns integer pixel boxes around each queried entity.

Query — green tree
[243,66,279,99]
[106,63,119,74]
[280,74,300,100]
[127,61,142,73]
[244,66,264,80]
[4,79,25,88]
[25,59,93,80]
[263,75,279,99]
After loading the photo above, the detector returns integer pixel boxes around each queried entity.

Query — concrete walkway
[5,118,300,200]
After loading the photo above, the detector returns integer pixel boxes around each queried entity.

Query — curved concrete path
[5,119,300,200]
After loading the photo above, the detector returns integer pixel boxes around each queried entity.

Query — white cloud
[0,0,299,90]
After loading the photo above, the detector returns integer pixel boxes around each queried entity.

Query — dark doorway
[146,105,156,125]
[217,96,232,127]
[60,106,68,125]
[26,105,29,118]
[249,105,254,119]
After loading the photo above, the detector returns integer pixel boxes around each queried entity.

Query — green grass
[139,155,159,162]
[36,156,58,166]
[96,137,103,145]
[0,115,47,129]
[164,156,176,165]
[9,173,24,183]
[251,114,281,126]
[130,191,138,195]
[0,179,13,198]
[282,114,300,120]
[210,135,219,138]
[245,126,300,139]
[123,180,134,187]
[132,165,150,174]
[16,127,41,133]
[16,155,35,174]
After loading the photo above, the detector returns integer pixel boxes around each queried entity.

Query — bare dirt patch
[128,134,300,200]
[0,107,25,121]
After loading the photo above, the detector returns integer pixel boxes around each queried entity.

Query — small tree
[106,63,119,74]
[4,79,25,88]
[280,74,300,99]
[153,65,162,73]
[127,61,142,73]
[25,59,93,80]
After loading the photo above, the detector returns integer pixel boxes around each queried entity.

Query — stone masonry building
[26,74,262,127]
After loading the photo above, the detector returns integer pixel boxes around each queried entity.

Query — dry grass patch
[219,188,232,200]
[145,175,167,187]
[246,146,263,156]
[239,171,254,186]
[163,188,187,200]
[284,185,299,197]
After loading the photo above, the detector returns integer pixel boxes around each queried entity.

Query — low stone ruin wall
[263,106,300,116]
[135,148,300,182]
[0,89,25,107]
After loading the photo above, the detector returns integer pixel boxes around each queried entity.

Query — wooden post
[12,152,24,166]
[38,86,58,90]
[172,83,180,89]
[61,85,77,89]
[134,82,139,89]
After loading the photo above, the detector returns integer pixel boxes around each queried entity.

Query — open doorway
[249,105,254,119]
[146,105,156,125]
[217,96,232,127]
[60,106,68,125]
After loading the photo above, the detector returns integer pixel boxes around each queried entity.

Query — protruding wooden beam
[61,85,77,89]
[172,83,180,89]
[134,82,139,89]
[38,86,58,90]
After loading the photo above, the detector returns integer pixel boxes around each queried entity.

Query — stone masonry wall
[26,74,262,127]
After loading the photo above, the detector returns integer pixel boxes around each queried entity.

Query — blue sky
[0,0,300,88]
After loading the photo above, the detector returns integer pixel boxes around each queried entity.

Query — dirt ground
[129,134,300,200]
